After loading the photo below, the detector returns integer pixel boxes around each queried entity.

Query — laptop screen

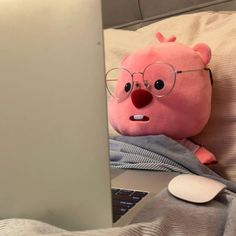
[0,0,112,230]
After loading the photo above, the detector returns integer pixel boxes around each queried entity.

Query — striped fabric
[110,135,236,192]
[110,139,191,173]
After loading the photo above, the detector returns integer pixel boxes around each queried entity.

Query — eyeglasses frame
[106,62,213,102]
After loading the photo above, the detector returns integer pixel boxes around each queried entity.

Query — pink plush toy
[106,32,216,165]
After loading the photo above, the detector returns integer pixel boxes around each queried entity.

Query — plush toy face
[107,33,212,139]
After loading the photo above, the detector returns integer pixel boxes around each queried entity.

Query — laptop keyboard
[112,188,148,223]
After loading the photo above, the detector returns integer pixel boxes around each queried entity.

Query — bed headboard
[102,0,236,29]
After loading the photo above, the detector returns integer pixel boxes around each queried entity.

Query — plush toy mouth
[130,115,149,122]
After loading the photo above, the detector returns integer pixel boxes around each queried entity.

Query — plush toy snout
[131,89,153,108]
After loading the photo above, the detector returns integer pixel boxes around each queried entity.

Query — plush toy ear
[156,32,176,43]
[192,43,211,65]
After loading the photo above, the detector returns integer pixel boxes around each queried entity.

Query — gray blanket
[1,135,236,236]
[1,190,236,236]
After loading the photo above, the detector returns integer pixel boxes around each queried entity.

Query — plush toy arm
[195,146,217,165]
[178,139,217,165]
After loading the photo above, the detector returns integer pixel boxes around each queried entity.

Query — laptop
[0,0,177,231]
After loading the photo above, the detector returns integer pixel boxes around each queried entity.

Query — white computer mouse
[168,174,226,203]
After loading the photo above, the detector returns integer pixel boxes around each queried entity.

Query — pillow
[104,11,236,182]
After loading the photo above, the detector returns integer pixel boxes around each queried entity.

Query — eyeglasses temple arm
[205,68,213,84]
[176,68,213,84]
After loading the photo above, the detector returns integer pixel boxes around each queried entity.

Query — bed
[1,0,236,235]
[104,0,236,183]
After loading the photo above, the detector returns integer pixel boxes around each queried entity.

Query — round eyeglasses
[106,62,213,102]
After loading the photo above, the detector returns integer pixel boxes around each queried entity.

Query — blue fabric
[109,135,236,192]
[110,139,191,173]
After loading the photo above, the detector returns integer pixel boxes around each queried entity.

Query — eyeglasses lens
[106,68,132,101]
[106,63,176,101]
[143,63,176,97]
